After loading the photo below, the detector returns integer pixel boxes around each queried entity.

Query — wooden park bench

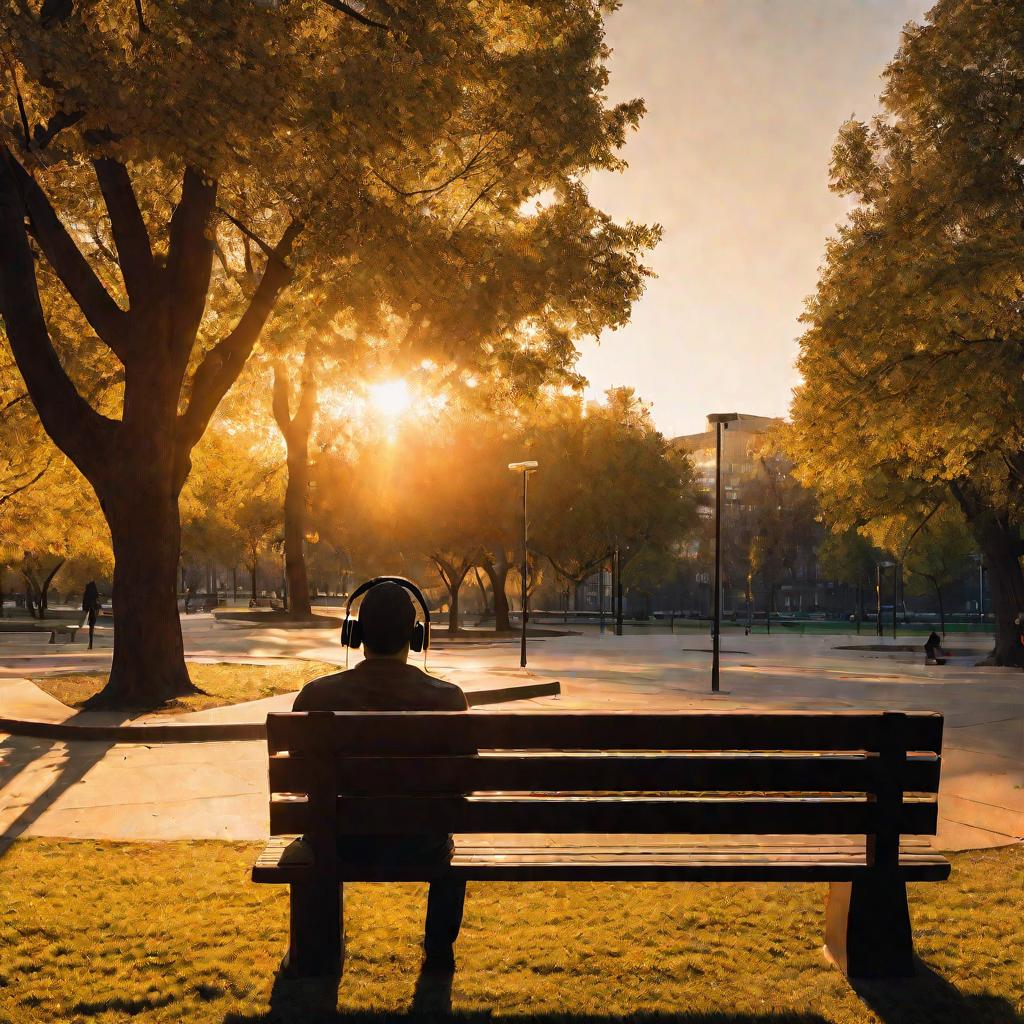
[0,630,56,645]
[253,709,948,980]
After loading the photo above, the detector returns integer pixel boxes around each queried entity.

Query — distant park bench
[253,709,948,980]
[0,627,78,644]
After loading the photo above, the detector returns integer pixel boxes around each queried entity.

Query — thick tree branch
[271,359,293,438]
[319,0,389,31]
[544,550,608,587]
[0,152,116,474]
[3,146,128,357]
[31,109,85,150]
[177,220,302,455]
[369,137,495,200]
[217,206,276,259]
[40,0,74,28]
[1,390,29,413]
[166,167,218,356]
[293,340,319,439]
[0,458,51,509]
[93,158,156,309]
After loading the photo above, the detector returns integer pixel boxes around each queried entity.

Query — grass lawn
[31,661,338,714]
[0,840,1019,1023]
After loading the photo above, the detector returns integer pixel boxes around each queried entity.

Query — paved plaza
[1,615,1021,850]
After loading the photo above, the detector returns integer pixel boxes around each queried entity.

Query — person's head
[358,581,417,661]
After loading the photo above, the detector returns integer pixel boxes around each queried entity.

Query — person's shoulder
[292,670,350,710]
[407,667,469,709]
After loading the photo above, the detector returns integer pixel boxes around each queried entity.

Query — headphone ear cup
[341,619,351,647]
[350,620,363,649]
[409,621,425,653]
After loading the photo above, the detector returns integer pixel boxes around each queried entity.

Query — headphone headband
[344,576,431,633]
[342,576,431,667]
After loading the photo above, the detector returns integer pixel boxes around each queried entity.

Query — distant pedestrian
[184,587,193,615]
[81,581,101,650]
[924,630,945,666]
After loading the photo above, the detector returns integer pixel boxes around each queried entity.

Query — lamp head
[508,460,539,472]
[708,412,739,426]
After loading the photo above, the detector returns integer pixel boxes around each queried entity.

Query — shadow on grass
[220,956,1024,1024]
[853,957,1023,1024]
[221,967,832,1024]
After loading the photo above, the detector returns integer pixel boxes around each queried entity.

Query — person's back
[291,579,470,971]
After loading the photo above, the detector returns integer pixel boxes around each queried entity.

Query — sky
[578,0,932,438]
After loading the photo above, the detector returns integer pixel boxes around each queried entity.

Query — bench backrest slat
[270,751,941,795]
[266,710,943,754]
[269,794,938,837]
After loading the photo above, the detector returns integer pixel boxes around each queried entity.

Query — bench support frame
[284,879,343,977]
[824,876,914,978]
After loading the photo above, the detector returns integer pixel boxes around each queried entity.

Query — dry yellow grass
[32,661,338,714]
[0,839,1020,1023]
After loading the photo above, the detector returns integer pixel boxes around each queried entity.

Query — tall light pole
[708,413,738,693]
[876,560,894,638]
[508,460,538,668]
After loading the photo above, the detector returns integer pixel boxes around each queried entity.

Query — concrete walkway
[1,620,1021,851]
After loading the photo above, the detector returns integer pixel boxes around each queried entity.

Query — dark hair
[359,581,416,655]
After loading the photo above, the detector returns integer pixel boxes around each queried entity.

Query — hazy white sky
[578,0,931,437]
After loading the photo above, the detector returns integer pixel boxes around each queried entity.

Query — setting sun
[367,378,412,420]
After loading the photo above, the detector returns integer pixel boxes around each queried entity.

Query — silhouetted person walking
[81,581,101,650]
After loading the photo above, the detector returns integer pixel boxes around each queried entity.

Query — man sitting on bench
[292,579,470,972]
[924,630,947,665]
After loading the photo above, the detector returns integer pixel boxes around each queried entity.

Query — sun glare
[368,378,412,420]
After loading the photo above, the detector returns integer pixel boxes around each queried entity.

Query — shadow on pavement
[0,709,119,857]
[852,957,1023,1023]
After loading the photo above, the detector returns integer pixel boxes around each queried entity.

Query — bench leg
[824,878,914,979]
[282,878,343,978]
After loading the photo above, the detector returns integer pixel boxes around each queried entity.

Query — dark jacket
[292,659,472,863]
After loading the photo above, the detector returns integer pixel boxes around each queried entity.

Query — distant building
[672,413,783,514]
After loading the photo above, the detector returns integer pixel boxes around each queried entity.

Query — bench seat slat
[266,710,943,755]
[252,837,950,884]
[269,752,941,795]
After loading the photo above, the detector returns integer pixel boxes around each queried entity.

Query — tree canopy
[0,0,657,703]
[787,0,1024,664]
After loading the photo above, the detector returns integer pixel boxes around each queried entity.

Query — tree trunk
[433,556,471,635]
[250,558,258,604]
[273,357,316,618]
[0,153,297,707]
[96,482,195,706]
[951,482,1024,667]
[481,555,511,631]
[448,586,460,633]
[282,450,312,616]
[933,581,946,637]
[39,559,64,620]
[981,551,1024,666]
[473,567,491,622]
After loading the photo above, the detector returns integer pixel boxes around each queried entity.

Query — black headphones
[341,576,431,667]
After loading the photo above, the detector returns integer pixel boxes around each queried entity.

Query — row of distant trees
[1,379,699,628]
[176,385,698,631]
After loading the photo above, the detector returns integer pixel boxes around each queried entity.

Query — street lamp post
[708,413,738,693]
[614,543,623,636]
[876,561,894,638]
[508,460,538,668]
